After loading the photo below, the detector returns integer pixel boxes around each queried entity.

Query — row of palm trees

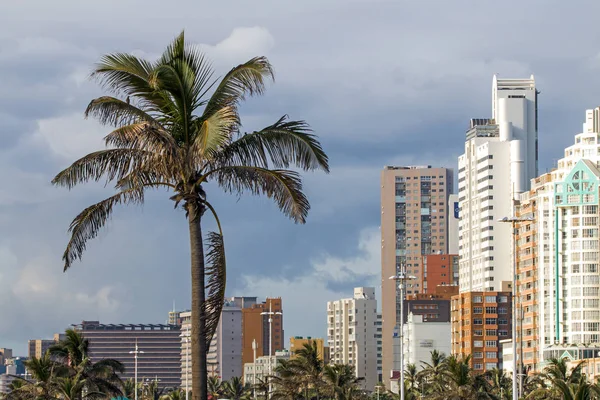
[9,329,600,400]
[390,350,600,400]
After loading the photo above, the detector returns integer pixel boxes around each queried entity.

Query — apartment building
[451,292,513,371]
[241,298,284,366]
[75,321,181,388]
[327,287,378,390]
[381,165,453,384]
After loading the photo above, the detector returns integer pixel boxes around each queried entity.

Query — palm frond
[205,166,309,223]
[92,53,154,96]
[190,105,239,162]
[203,231,226,351]
[85,96,156,126]
[62,188,144,271]
[212,115,329,172]
[103,123,179,160]
[91,53,176,115]
[203,57,274,118]
[52,149,153,189]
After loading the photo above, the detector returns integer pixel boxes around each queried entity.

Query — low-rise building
[243,349,290,385]
[402,313,451,368]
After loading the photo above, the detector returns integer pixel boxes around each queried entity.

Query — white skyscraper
[458,75,538,292]
[327,287,378,391]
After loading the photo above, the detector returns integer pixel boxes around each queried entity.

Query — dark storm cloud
[2,0,600,351]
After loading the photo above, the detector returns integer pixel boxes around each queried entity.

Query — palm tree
[142,380,167,400]
[292,342,325,399]
[52,31,328,400]
[322,364,363,400]
[208,376,222,400]
[484,369,511,400]
[50,373,106,400]
[222,377,250,400]
[122,379,137,400]
[252,378,269,400]
[161,389,186,400]
[272,359,303,400]
[49,329,124,397]
[404,364,419,395]
[419,350,447,396]
[9,352,62,400]
[48,329,89,367]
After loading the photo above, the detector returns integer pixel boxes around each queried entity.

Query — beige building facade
[381,166,453,385]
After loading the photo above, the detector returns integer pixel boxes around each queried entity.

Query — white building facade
[180,302,243,384]
[243,349,290,385]
[458,75,539,293]
[531,108,600,356]
[401,313,451,369]
[327,287,378,391]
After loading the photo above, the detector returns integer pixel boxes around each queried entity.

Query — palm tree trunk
[189,205,208,400]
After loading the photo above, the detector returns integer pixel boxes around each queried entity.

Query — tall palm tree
[222,377,250,400]
[52,31,328,400]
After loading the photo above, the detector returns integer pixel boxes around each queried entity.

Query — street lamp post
[129,341,145,400]
[261,300,282,399]
[498,215,534,400]
[180,333,190,400]
[390,267,417,400]
[252,339,258,400]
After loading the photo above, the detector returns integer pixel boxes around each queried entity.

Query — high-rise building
[458,75,538,293]
[451,291,513,372]
[241,298,284,366]
[327,287,378,391]
[421,254,459,293]
[515,107,600,373]
[74,321,181,389]
[180,301,244,382]
[381,165,453,384]
[513,175,545,373]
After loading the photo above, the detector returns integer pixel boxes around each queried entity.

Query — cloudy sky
[1,0,600,354]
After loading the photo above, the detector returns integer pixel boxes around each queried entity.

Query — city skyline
[3,0,600,358]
